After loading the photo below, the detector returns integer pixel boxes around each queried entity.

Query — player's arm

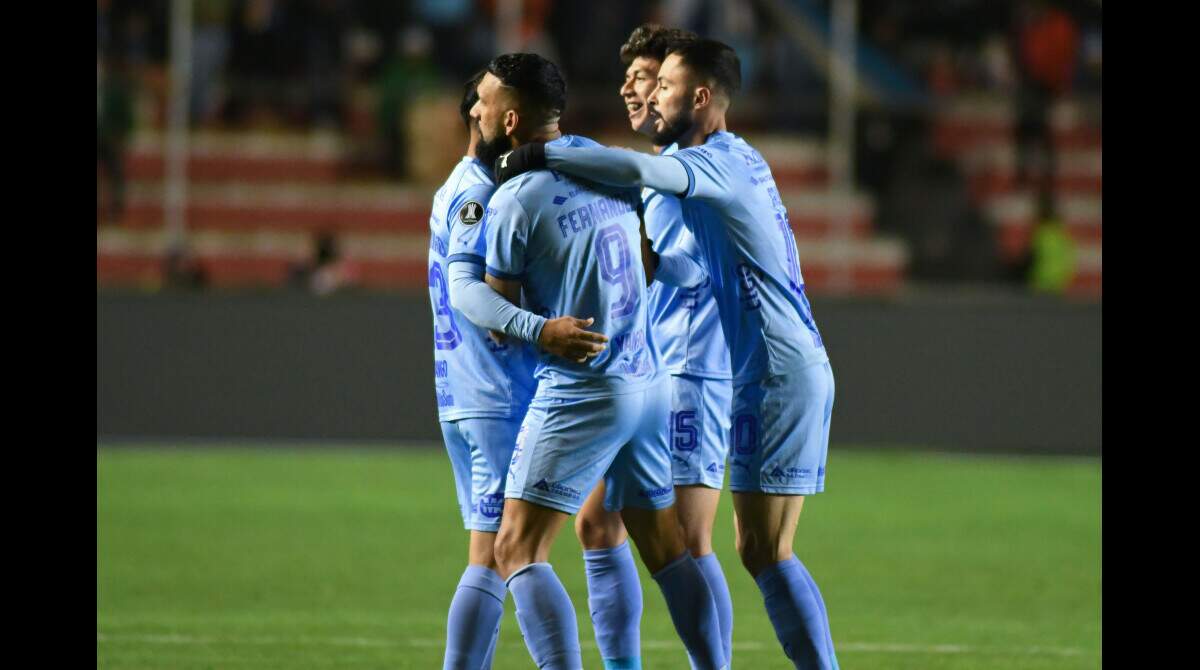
[480,272,607,363]
[637,208,705,288]
[637,201,656,286]
[496,142,690,196]
[457,189,608,362]
[654,248,707,289]
[448,261,546,343]
[639,192,707,289]
[446,184,548,343]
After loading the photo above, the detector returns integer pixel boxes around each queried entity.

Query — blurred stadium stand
[98,129,906,293]
[932,95,1101,295]
[97,0,1100,299]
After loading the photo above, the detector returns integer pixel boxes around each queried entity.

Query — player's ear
[503,109,519,137]
[694,86,710,111]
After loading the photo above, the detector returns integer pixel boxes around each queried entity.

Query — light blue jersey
[671,131,828,383]
[644,144,731,380]
[429,157,537,421]
[485,135,662,398]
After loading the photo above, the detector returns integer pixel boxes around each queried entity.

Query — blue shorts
[669,373,733,489]
[440,417,523,532]
[506,380,674,515]
[728,361,835,495]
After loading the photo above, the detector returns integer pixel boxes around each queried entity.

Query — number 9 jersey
[483,135,663,400]
[428,156,538,421]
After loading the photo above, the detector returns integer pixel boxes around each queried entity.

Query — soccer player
[448,52,727,670]
[494,39,840,670]
[428,72,537,670]
[571,24,737,670]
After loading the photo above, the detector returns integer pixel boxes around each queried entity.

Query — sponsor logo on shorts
[531,478,582,501]
[672,454,690,467]
[638,485,673,500]
[475,493,504,519]
[705,462,724,474]
[436,389,455,408]
[767,466,812,481]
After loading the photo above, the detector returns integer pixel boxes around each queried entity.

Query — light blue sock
[506,562,582,670]
[583,541,643,670]
[695,553,734,667]
[753,555,836,670]
[480,619,501,670]
[651,551,726,670]
[792,558,839,670]
[443,565,506,670]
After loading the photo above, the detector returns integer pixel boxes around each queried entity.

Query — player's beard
[650,107,695,147]
[476,129,512,172]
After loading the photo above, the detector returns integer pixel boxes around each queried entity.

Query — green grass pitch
[97,445,1100,669]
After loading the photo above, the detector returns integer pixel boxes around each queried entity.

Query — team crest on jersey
[458,200,483,225]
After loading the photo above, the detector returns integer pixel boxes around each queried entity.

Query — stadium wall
[97,291,1101,454]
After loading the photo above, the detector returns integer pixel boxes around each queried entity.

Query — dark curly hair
[619,24,698,66]
[460,70,485,130]
[486,53,567,126]
[666,38,742,100]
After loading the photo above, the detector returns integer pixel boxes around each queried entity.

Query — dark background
[98,290,1100,454]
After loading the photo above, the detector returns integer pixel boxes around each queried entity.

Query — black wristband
[495,141,547,184]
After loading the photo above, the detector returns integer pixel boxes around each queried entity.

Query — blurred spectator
[288,231,344,295]
[1079,24,1101,93]
[301,0,347,127]
[375,27,439,178]
[1026,189,1076,294]
[880,141,1000,282]
[190,0,233,125]
[164,248,209,289]
[1012,0,1079,191]
[225,0,288,125]
[97,50,136,225]
[980,33,1015,91]
[413,0,475,82]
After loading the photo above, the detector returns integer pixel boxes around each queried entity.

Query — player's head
[471,53,567,158]
[618,24,697,136]
[648,38,741,147]
[461,70,483,132]
[461,69,504,166]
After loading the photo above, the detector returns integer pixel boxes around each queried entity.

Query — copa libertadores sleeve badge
[459,201,483,225]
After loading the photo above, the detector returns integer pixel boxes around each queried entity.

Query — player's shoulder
[555,134,603,149]
[722,132,768,165]
[494,135,605,204]
[681,131,767,173]
[673,133,730,165]
[441,159,495,228]
[462,157,496,189]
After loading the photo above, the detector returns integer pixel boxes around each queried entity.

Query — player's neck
[519,123,562,144]
[675,113,727,149]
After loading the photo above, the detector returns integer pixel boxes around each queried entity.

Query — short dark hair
[486,53,567,125]
[666,38,742,101]
[460,70,485,129]
[619,24,698,66]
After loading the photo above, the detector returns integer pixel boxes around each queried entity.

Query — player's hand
[537,316,608,363]
[494,142,547,185]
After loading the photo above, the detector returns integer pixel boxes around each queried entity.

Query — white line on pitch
[96,632,1092,657]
